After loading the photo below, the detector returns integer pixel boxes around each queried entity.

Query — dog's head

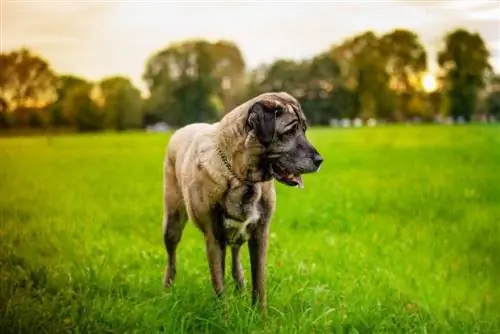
[245,92,323,188]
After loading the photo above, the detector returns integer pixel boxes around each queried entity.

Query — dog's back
[167,122,212,155]
[166,123,215,169]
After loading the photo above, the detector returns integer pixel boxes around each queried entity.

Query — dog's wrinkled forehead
[257,92,307,128]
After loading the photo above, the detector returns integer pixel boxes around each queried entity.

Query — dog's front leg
[231,246,245,292]
[190,198,227,298]
[204,229,226,297]
[248,223,269,315]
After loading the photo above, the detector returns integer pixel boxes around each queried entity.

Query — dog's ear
[247,102,277,147]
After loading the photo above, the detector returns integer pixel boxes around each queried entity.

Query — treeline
[0,55,143,132]
[1,27,500,133]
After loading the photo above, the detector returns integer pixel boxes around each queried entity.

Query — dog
[162,91,323,313]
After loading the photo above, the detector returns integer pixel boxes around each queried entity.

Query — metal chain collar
[216,146,253,185]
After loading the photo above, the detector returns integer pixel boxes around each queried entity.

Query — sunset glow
[422,72,438,93]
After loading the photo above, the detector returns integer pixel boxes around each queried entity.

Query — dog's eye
[289,122,299,133]
[280,123,299,139]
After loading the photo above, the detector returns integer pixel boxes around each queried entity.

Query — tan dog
[162,91,323,313]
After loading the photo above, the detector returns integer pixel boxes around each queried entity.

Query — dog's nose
[313,154,323,167]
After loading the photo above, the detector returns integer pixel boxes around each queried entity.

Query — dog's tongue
[292,174,304,189]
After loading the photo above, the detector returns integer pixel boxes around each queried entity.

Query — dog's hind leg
[163,159,187,288]
[163,209,186,288]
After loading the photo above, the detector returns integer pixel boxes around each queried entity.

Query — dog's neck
[215,145,253,185]
[215,104,262,185]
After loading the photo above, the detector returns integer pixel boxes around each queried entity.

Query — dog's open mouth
[270,164,304,189]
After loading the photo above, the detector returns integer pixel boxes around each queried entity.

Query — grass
[1,125,499,333]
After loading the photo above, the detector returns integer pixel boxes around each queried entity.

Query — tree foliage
[49,75,90,126]
[485,75,500,119]
[98,76,143,130]
[438,29,492,121]
[60,80,102,131]
[142,40,245,126]
[331,31,395,120]
[380,29,427,92]
[0,48,57,111]
[0,27,497,133]
[379,29,428,119]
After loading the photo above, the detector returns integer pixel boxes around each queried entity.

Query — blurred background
[1,0,499,133]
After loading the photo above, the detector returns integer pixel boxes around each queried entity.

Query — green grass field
[1,125,499,333]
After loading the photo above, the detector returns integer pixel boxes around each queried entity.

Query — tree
[485,75,500,120]
[98,76,143,130]
[253,59,308,96]
[300,53,351,124]
[330,31,395,120]
[48,74,89,126]
[60,80,102,131]
[380,29,428,118]
[142,39,245,126]
[0,48,57,112]
[246,55,351,125]
[437,28,492,122]
[485,91,500,120]
[0,97,10,128]
[210,41,246,111]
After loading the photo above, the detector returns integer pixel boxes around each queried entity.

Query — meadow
[1,125,499,333]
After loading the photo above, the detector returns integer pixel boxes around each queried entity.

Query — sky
[2,0,500,95]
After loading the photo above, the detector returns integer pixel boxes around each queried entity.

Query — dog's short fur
[162,91,323,313]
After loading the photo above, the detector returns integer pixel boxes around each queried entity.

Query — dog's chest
[222,184,262,245]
